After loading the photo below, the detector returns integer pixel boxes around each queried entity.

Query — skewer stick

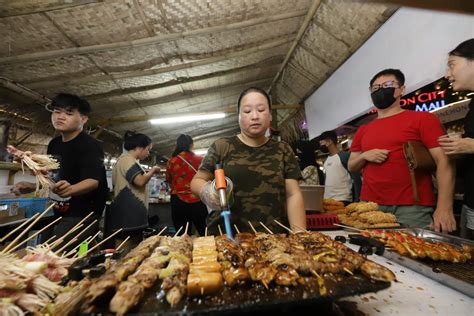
[261,280,269,290]
[293,224,308,233]
[204,227,208,237]
[2,203,56,253]
[64,230,100,257]
[259,222,273,234]
[184,222,189,235]
[50,211,94,249]
[343,268,354,275]
[82,228,123,256]
[55,237,78,255]
[43,234,57,246]
[6,216,63,253]
[157,226,167,236]
[116,236,130,251]
[173,226,183,237]
[233,224,241,234]
[248,221,257,234]
[0,213,39,243]
[54,219,98,255]
[88,230,101,244]
[50,224,84,249]
[333,223,363,232]
[217,225,223,236]
[274,220,294,234]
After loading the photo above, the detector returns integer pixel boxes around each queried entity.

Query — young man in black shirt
[15,93,107,248]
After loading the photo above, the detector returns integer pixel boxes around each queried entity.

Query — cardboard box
[0,200,26,224]
[300,185,325,211]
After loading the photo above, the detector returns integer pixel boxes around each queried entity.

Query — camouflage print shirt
[199,136,302,234]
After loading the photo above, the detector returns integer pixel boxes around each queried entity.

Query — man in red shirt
[349,69,455,233]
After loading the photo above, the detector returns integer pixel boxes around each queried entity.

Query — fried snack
[346,202,379,214]
[323,199,344,207]
[358,211,398,224]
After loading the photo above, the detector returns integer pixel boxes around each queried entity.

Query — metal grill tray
[381,228,474,298]
[87,274,390,315]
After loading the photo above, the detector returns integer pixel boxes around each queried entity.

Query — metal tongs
[214,163,234,240]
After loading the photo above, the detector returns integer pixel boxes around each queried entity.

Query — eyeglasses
[369,80,400,93]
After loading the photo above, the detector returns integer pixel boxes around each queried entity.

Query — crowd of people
[11,38,473,248]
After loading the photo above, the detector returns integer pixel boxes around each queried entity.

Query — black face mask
[371,87,396,109]
[319,145,329,154]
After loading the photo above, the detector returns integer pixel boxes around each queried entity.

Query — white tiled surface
[324,231,473,315]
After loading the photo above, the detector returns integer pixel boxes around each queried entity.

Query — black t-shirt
[463,99,474,208]
[47,132,108,217]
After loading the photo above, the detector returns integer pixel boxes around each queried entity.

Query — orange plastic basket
[306,213,339,230]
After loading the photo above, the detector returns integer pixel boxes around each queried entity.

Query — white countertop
[323,231,473,315]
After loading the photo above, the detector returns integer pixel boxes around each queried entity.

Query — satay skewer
[247,221,257,234]
[274,219,294,234]
[292,224,308,233]
[217,225,223,236]
[6,216,63,253]
[43,234,57,246]
[204,227,208,237]
[157,226,168,236]
[81,228,123,256]
[233,224,241,234]
[65,230,100,257]
[2,202,56,253]
[50,224,84,248]
[54,219,98,255]
[0,213,39,243]
[174,226,183,237]
[333,223,363,232]
[184,222,189,235]
[50,212,94,249]
[259,222,273,234]
[116,236,130,251]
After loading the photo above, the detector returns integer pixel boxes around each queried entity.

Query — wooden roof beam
[26,35,294,89]
[85,56,283,100]
[268,0,323,94]
[0,10,306,65]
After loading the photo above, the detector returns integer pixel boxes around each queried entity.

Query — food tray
[87,274,391,315]
[381,228,474,297]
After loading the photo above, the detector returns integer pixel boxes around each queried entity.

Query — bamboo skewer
[173,226,183,237]
[55,237,78,255]
[334,223,363,232]
[217,225,223,236]
[54,219,98,255]
[248,221,257,234]
[0,213,39,243]
[50,212,94,250]
[2,203,56,253]
[81,228,123,257]
[49,224,84,249]
[116,236,130,251]
[157,226,167,236]
[43,235,57,246]
[274,220,294,234]
[233,224,241,234]
[204,227,208,237]
[184,222,189,235]
[6,216,63,253]
[293,224,308,233]
[64,230,101,258]
[259,222,273,234]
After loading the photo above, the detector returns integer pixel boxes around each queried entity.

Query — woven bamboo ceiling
[0,0,396,157]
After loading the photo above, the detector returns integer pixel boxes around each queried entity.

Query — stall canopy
[0,0,401,156]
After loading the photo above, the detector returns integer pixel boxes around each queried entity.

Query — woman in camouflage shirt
[191,87,306,234]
